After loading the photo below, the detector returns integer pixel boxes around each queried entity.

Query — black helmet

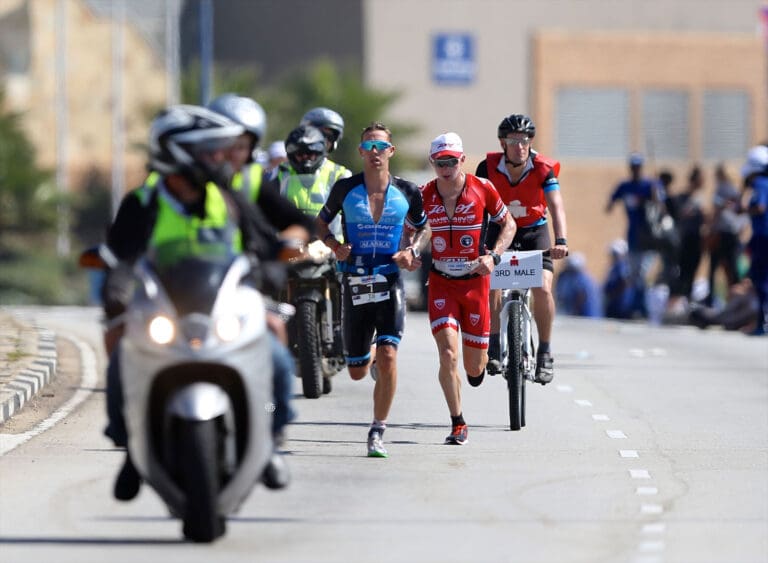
[300,107,344,153]
[285,124,327,174]
[497,114,536,139]
[148,104,244,190]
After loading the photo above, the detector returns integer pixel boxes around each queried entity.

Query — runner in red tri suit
[420,132,516,445]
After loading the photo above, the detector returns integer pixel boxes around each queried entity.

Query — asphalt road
[0,306,766,563]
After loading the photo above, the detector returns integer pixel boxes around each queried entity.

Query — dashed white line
[639,540,665,552]
[641,504,664,515]
[592,413,610,421]
[636,486,659,495]
[575,399,593,407]
[620,449,639,458]
[642,522,666,534]
[629,469,651,479]
[606,429,627,439]
[556,384,574,393]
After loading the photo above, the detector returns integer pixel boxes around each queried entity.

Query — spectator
[555,252,601,317]
[603,239,636,319]
[666,165,706,315]
[688,278,759,333]
[605,153,657,318]
[703,163,747,306]
[741,145,768,335]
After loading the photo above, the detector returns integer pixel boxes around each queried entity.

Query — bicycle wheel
[506,301,524,431]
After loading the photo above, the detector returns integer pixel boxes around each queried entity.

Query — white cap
[741,145,768,178]
[268,140,287,160]
[429,132,463,159]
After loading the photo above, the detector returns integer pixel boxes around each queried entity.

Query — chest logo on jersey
[432,236,447,253]
[507,200,528,218]
[460,235,473,247]
[427,202,476,215]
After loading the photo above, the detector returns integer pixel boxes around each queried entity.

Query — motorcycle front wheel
[177,418,225,542]
[297,301,323,399]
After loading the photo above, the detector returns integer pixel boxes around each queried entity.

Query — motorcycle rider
[300,106,347,157]
[102,105,292,501]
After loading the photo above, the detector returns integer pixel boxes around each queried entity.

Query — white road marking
[592,413,610,421]
[620,449,639,458]
[607,429,627,439]
[0,335,97,456]
[629,348,646,357]
[630,469,651,479]
[575,399,593,407]
[642,522,666,534]
[556,384,573,393]
[639,540,665,552]
[641,504,664,515]
[636,486,659,495]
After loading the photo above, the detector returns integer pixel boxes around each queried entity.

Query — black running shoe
[114,453,141,501]
[261,452,290,489]
[467,368,485,387]
[535,351,554,384]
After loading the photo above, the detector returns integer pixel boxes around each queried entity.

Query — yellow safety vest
[231,162,265,203]
[148,182,242,267]
[278,159,349,216]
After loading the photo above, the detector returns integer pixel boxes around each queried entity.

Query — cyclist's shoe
[445,424,468,445]
[114,452,141,501]
[367,428,388,458]
[487,355,501,375]
[535,351,554,385]
[369,360,378,381]
[467,368,485,387]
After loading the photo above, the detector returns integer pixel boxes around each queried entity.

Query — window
[702,90,749,160]
[642,90,689,160]
[556,88,629,158]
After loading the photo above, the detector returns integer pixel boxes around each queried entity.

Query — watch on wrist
[408,246,420,259]
[488,250,502,266]
[555,238,568,246]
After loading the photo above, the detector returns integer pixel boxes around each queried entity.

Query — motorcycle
[82,244,277,543]
[284,240,345,398]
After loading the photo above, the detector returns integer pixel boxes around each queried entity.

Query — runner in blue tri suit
[316,122,430,458]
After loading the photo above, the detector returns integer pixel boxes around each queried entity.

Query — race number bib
[348,274,390,306]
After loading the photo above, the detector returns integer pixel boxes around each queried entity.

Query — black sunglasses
[431,157,460,168]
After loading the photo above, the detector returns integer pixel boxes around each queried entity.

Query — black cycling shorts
[341,272,405,367]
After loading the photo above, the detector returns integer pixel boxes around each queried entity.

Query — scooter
[284,240,345,398]
[84,245,277,542]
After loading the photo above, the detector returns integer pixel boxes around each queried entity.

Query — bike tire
[507,301,524,431]
[178,419,225,542]
[297,301,323,399]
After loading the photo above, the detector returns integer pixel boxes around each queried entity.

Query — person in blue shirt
[741,145,768,335]
[555,252,601,317]
[605,153,657,317]
[603,239,636,319]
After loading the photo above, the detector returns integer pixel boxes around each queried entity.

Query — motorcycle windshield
[148,246,239,316]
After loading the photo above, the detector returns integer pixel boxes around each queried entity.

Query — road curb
[0,316,58,424]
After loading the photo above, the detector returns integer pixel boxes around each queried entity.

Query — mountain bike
[491,250,543,431]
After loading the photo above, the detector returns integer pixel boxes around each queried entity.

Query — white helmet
[148,104,244,189]
[300,107,344,153]
[208,93,267,149]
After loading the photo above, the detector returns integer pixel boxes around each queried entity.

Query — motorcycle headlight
[148,315,175,345]
[215,315,241,342]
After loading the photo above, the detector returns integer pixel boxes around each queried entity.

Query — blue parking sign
[432,33,475,85]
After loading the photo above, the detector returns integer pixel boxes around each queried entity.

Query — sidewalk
[0,308,58,424]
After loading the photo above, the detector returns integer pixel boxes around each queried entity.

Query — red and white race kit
[420,174,508,348]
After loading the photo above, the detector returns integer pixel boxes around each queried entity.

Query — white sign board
[490,250,543,289]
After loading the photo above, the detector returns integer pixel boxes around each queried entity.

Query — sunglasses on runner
[502,137,531,147]
[359,140,393,152]
[431,157,460,168]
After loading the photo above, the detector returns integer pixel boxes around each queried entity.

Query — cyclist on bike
[316,122,430,458]
[421,133,516,444]
[476,114,569,384]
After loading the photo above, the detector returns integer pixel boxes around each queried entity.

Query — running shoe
[445,424,468,445]
[535,351,554,384]
[367,428,388,458]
